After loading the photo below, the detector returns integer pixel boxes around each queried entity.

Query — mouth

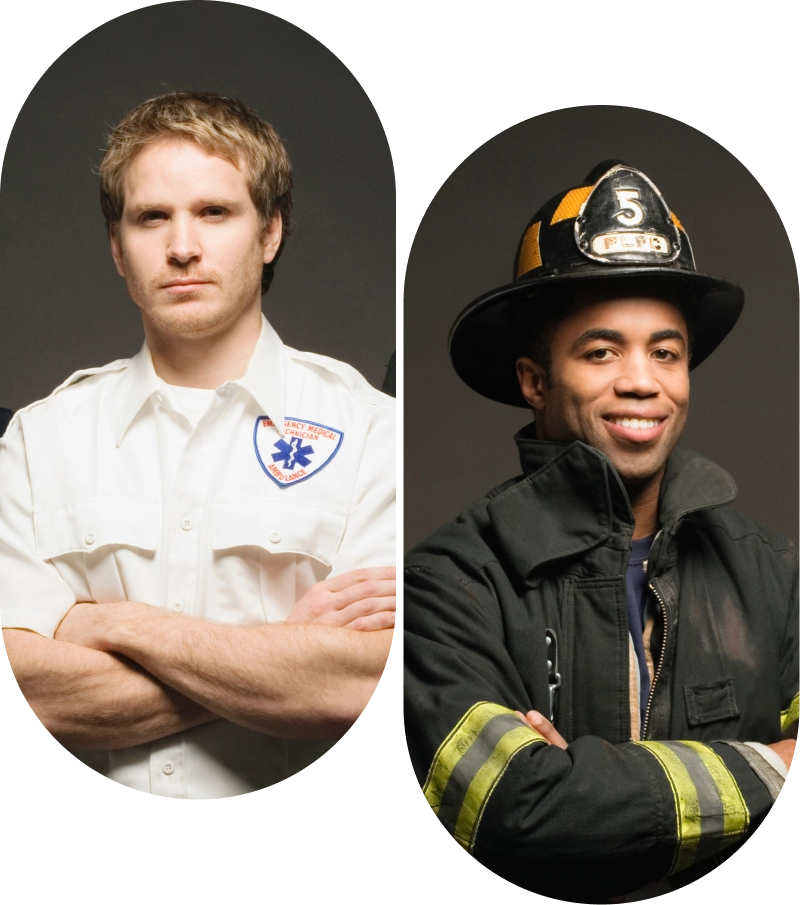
[161,279,212,294]
[602,414,668,444]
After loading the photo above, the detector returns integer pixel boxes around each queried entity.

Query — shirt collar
[237,315,287,437]
[115,343,162,447]
[115,315,287,447]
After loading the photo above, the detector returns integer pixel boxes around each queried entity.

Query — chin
[608,454,667,488]
[145,301,239,338]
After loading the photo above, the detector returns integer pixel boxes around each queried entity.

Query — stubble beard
[125,263,262,340]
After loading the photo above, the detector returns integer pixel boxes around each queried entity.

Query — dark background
[0,7,796,902]
[0,1,394,413]
[405,106,798,549]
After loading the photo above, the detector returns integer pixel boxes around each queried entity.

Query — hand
[516,709,569,749]
[286,567,395,631]
[54,602,120,651]
[768,738,795,770]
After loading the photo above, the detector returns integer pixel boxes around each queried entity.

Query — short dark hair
[514,278,696,385]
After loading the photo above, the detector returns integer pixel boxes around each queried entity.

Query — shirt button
[269,530,281,544]
[85,532,96,546]
[162,761,175,776]
[172,602,184,613]
[181,518,193,531]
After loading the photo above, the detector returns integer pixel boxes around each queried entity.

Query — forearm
[3,628,217,750]
[97,603,391,740]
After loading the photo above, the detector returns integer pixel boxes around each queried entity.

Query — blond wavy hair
[99,91,292,292]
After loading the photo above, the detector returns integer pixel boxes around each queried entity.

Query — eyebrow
[126,198,240,215]
[570,327,686,352]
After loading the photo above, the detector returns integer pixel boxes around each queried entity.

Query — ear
[516,357,549,412]
[262,212,283,264]
[109,227,126,278]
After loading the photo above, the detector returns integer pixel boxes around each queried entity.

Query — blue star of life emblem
[253,415,344,488]
[272,436,314,470]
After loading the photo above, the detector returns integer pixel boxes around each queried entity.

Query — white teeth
[612,418,659,429]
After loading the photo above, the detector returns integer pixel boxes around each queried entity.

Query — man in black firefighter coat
[404,161,797,902]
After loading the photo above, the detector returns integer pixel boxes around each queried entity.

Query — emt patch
[253,416,344,487]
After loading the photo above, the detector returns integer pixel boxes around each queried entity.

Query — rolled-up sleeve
[0,419,76,637]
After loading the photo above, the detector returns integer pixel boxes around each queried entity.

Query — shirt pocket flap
[34,498,160,560]
[212,499,346,567]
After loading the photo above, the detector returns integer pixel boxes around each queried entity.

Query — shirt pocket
[212,498,347,623]
[33,497,159,603]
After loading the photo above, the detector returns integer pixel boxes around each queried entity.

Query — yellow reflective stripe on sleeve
[636,740,749,876]
[423,702,548,851]
[780,691,799,733]
[453,724,543,851]
[422,701,509,810]
[516,221,542,277]
[636,741,702,874]
[679,741,749,847]
[550,186,593,224]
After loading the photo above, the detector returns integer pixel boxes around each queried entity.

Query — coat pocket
[683,678,740,726]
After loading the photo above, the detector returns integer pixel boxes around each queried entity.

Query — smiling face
[516,295,690,488]
[110,138,282,341]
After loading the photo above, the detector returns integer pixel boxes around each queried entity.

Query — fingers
[323,592,396,628]
[323,566,396,593]
[328,578,396,609]
[522,710,568,749]
[343,611,395,632]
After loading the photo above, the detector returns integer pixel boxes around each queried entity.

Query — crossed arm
[3,567,395,750]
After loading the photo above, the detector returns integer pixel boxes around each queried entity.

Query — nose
[166,215,201,266]
[614,351,660,397]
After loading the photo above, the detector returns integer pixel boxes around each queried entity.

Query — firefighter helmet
[448,160,744,407]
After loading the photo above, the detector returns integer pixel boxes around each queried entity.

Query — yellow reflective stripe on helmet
[550,186,593,224]
[670,210,685,232]
[516,221,542,277]
[453,725,543,851]
[780,691,799,733]
[423,702,547,851]
[636,741,749,876]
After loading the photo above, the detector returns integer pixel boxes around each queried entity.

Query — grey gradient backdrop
[405,106,798,549]
[0,1,394,413]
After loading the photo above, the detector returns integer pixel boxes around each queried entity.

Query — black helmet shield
[449,160,744,407]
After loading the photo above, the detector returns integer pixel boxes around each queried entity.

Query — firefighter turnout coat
[404,428,798,902]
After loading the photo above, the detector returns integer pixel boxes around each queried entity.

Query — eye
[586,347,616,362]
[140,210,167,224]
[203,206,228,219]
[652,347,680,362]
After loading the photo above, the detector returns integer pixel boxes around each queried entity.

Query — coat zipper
[640,528,665,741]
[641,578,668,740]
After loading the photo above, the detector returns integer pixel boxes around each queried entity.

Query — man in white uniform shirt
[0,91,395,798]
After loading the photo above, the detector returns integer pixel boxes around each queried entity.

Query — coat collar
[486,423,736,573]
[115,315,288,446]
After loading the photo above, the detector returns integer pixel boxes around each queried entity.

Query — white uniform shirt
[0,316,395,798]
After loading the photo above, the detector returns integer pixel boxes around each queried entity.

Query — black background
[0,8,796,901]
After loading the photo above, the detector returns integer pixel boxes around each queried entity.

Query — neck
[144,304,262,389]
[624,468,664,540]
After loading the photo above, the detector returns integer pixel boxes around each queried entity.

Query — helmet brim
[448,266,744,408]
